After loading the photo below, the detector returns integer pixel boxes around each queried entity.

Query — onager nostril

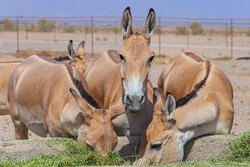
[139,96,144,103]
[126,95,132,103]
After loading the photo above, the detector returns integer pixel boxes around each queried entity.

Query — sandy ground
[0,54,249,141]
[1,32,250,58]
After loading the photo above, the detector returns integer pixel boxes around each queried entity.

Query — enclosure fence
[0,16,250,59]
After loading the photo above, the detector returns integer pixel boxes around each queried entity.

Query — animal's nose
[126,95,145,104]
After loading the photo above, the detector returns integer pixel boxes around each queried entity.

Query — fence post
[115,21,118,46]
[85,20,88,42]
[225,22,228,48]
[230,19,233,59]
[158,17,161,56]
[16,16,19,57]
[53,21,56,42]
[91,16,94,57]
[25,20,28,40]
[186,22,189,48]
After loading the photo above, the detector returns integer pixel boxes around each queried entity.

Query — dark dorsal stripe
[63,63,100,109]
[71,78,100,108]
[175,60,211,108]
[54,56,70,62]
[184,52,204,62]
[36,54,99,109]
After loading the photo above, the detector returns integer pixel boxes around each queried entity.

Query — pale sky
[0,0,249,18]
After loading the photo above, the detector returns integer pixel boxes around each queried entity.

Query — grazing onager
[135,52,234,165]
[0,61,21,115]
[8,55,125,151]
[84,7,156,136]
[0,40,86,116]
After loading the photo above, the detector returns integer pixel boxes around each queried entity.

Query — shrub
[1,19,15,31]
[175,26,188,35]
[247,28,250,36]
[63,24,76,33]
[26,23,36,32]
[190,22,205,35]
[37,19,54,32]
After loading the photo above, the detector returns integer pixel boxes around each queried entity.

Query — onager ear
[164,93,176,122]
[153,88,163,106]
[107,49,120,64]
[109,105,126,119]
[77,41,85,58]
[121,7,133,40]
[67,40,76,60]
[143,8,156,40]
[69,88,93,118]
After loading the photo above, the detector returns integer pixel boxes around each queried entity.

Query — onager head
[136,88,184,165]
[69,87,125,151]
[67,40,86,74]
[109,7,156,113]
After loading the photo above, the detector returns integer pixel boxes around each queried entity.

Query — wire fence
[0,16,250,59]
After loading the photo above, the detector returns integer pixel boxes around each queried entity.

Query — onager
[0,40,86,116]
[135,52,234,164]
[84,7,156,136]
[8,55,125,151]
[0,61,21,115]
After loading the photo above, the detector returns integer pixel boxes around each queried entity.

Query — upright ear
[153,88,165,116]
[107,49,120,64]
[77,41,85,58]
[153,88,163,106]
[143,8,156,40]
[164,93,176,122]
[69,88,94,118]
[121,7,133,40]
[67,40,76,60]
[109,105,126,119]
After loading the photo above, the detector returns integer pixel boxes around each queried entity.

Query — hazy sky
[0,0,249,18]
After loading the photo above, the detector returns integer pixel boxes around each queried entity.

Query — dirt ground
[0,54,249,141]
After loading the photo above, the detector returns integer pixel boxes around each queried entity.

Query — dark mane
[62,63,99,109]
[71,78,100,109]
[175,60,211,108]
[184,52,204,62]
[54,56,70,62]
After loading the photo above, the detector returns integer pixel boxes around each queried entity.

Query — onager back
[135,52,234,165]
[85,7,156,136]
[0,40,86,116]
[8,55,125,151]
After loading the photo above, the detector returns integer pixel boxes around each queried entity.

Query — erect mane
[54,56,70,62]
[184,52,205,62]
[71,78,100,108]
[175,60,211,108]
[63,63,99,109]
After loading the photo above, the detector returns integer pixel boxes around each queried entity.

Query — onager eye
[150,143,162,151]
[147,55,154,64]
[119,54,126,63]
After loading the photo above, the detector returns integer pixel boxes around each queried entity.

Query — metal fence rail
[0,16,250,59]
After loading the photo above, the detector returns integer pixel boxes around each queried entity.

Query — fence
[0,16,250,59]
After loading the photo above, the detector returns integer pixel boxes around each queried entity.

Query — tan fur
[0,41,86,116]
[0,61,21,115]
[8,55,124,151]
[84,8,156,136]
[135,52,234,165]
